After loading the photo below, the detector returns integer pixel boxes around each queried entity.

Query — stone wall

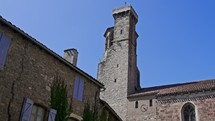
[98,6,140,121]
[126,91,215,121]
[98,9,132,121]
[98,39,129,121]
[157,91,215,121]
[127,95,157,121]
[0,21,101,120]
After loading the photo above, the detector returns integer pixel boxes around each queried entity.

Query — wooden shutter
[0,32,2,40]
[48,108,57,121]
[73,76,84,101]
[73,77,79,99]
[19,98,34,121]
[0,33,11,67]
[78,79,84,101]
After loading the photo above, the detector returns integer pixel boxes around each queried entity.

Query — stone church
[97,5,215,121]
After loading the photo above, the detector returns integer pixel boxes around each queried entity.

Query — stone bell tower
[97,5,140,120]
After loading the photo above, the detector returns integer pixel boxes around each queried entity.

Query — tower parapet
[112,5,138,21]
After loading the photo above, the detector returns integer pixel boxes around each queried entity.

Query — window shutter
[73,77,79,99]
[0,33,11,67]
[78,79,84,101]
[48,108,57,121]
[19,98,34,121]
[0,32,3,39]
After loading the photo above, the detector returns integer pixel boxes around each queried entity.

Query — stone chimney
[64,48,78,66]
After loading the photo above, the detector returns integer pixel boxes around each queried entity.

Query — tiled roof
[128,79,215,98]
[0,16,104,88]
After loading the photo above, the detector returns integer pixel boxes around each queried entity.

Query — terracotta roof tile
[128,79,215,98]
[158,79,215,95]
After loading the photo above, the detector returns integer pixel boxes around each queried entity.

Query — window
[30,105,45,121]
[20,98,57,121]
[73,76,84,101]
[0,32,11,68]
[182,103,196,121]
[135,101,138,108]
[149,99,153,107]
[120,29,123,34]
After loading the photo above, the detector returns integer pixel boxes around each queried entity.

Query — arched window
[182,103,196,121]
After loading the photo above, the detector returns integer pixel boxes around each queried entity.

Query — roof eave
[0,16,104,88]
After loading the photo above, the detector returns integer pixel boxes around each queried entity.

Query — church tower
[97,5,140,120]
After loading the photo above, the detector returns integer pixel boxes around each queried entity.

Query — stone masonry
[0,20,101,120]
[156,91,215,121]
[98,5,215,121]
[0,16,121,121]
[98,5,140,121]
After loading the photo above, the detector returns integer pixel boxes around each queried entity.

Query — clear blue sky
[1,1,215,87]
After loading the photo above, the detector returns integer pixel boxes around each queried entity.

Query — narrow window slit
[120,30,123,34]
[135,101,138,108]
[149,99,153,107]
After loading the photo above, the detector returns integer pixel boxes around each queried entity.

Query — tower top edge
[112,5,138,19]
[104,26,114,37]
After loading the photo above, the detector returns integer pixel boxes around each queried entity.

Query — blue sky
[1,1,215,87]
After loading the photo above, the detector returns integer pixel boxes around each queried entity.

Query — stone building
[98,5,215,121]
[0,16,122,121]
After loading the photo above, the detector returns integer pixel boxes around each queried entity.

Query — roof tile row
[129,79,215,98]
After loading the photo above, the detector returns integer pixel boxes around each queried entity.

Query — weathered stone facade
[98,5,140,121]
[0,16,121,121]
[1,5,214,121]
[127,95,157,121]
[98,5,215,121]
[156,91,215,121]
